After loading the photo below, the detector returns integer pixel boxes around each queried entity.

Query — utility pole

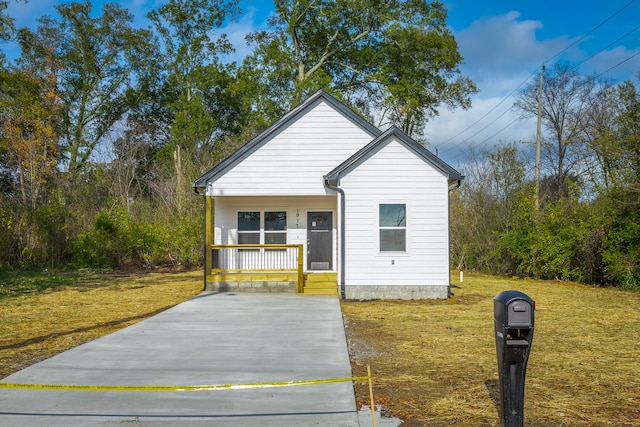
[534,65,545,211]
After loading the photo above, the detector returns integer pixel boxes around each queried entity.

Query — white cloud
[580,45,640,81]
[455,12,581,94]
[426,96,538,161]
[427,11,582,162]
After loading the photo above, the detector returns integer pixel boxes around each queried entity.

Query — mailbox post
[493,290,535,427]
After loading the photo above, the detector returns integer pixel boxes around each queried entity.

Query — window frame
[237,210,288,245]
[378,203,407,253]
[264,211,287,245]
[237,211,261,245]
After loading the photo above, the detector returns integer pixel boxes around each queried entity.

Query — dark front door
[307,212,332,270]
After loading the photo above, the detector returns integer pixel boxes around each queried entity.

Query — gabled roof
[324,126,463,183]
[193,90,381,189]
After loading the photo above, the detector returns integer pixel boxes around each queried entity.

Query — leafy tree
[0,69,59,210]
[0,0,15,42]
[244,0,476,137]
[0,0,26,63]
[518,195,596,281]
[107,122,158,211]
[17,1,154,179]
[611,79,640,184]
[140,0,259,226]
[580,78,640,195]
[579,84,624,193]
[450,143,527,273]
[602,188,640,290]
[599,79,640,290]
[145,0,244,158]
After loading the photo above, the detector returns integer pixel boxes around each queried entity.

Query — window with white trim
[237,211,287,244]
[379,204,406,252]
[264,211,287,244]
[238,211,260,244]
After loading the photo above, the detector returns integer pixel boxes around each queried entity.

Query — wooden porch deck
[206,271,338,295]
[207,244,337,295]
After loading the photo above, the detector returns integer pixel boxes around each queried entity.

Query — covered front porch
[206,244,338,294]
[203,196,340,295]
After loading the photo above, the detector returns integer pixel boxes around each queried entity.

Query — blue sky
[3,0,639,165]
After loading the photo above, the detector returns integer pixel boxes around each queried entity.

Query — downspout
[447,178,464,297]
[194,184,207,292]
[323,176,346,299]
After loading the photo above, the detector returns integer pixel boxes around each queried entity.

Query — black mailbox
[494,290,535,427]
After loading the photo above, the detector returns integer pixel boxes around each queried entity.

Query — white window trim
[237,210,288,245]
[377,202,409,255]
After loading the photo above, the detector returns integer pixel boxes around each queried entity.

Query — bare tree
[514,62,605,200]
[579,84,621,193]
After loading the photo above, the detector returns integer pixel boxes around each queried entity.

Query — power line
[576,24,640,70]
[435,73,535,147]
[564,24,640,85]
[596,50,640,77]
[476,113,528,147]
[435,0,638,157]
[437,106,518,156]
[441,47,640,165]
[540,0,637,66]
[466,30,640,151]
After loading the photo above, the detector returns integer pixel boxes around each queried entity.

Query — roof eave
[326,127,463,181]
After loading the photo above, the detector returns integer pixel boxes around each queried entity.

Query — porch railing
[209,244,304,291]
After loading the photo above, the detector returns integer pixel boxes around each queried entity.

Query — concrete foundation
[205,281,297,293]
[205,281,449,299]
[344,284,449,300]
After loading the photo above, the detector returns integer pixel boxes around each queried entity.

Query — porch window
[379,204,406,252]
[238,211,260,244]
[264,211,287,244]
[237,211,287,244]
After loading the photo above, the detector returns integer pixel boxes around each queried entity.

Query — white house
[193,90,463,299]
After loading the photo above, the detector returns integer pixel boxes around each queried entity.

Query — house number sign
[296,209,300,228]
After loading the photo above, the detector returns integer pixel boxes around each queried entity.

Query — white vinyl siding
[208,100,374,196]
[203,92,456,295]
[340,137,450,287]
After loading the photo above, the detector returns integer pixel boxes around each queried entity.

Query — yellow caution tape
[0,376,370,392]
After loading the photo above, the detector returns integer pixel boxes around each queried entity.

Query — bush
[72,206,157,268]
[602,189,640,290]
[71,202,203,269]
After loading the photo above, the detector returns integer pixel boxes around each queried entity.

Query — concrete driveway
[0,292,361,426]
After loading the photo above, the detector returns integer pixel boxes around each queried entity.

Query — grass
[0,270,101,298]
[1,270,639,426]
[0,269,202,378]
[341,272,640,426]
